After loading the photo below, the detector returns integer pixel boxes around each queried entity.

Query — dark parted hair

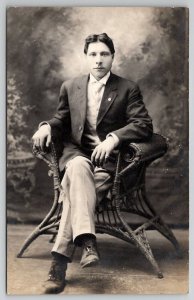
[84,33,115,55]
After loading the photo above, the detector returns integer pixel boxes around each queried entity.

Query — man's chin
[92,70,107,80]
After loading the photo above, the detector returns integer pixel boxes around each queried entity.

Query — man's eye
[90,53,96,56]
[101,53,109,56]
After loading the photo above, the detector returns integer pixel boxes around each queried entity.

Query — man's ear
[112,54,114,60]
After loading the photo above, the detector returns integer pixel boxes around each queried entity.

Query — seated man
[32,32,153,294]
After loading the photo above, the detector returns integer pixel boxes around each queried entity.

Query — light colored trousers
[52,156,112,259]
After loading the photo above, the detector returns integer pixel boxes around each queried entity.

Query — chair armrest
[119,133,168,176]
[32,142,61,189]
[32,143,54,167]
[32,127,64,167]
[32,133,167,186]
[128,133,167,162]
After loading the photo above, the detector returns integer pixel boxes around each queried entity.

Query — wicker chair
[17,133,182,278]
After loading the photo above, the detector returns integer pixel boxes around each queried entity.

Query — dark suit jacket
[48,72,153,171]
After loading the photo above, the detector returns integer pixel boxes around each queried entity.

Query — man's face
[85,42,114,80]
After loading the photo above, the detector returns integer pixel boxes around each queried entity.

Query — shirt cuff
[106,133,119,148]
[38,121,51,130]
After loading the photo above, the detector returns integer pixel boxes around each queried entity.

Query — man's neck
[89,71,111,84]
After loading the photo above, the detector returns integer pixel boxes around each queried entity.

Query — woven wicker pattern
[17,134,182,278]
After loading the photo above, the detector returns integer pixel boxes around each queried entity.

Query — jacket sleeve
[47,82,71,134]
[112,83,153,143]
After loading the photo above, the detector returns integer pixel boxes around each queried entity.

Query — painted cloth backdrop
[7,7,188,225]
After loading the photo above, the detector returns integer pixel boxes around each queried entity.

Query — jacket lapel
[74,73,118,128]
[97,73,118,126]
[75,75,89,125]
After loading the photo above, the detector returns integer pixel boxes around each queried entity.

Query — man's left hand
[91,136,116,167]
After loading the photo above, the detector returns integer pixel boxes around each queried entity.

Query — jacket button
[79,126,83,131]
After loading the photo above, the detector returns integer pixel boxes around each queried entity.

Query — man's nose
[95,55,102,64]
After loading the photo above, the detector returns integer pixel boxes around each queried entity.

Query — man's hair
[84,33,115,55]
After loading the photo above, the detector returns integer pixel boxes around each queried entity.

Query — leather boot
[80,236,100,268]
[43,254,68,294]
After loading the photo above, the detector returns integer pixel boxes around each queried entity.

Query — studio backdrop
[6,7,188,226]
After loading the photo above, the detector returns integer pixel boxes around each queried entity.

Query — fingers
[40,136,45,150]
[91,146,110,167]
[32,134,40,148]
[91,138,115,167]
[104,153,109,163]
[32,125,51,149]
[99,150,106,167]
[33,137,43,150]
[94,150,105,167]
[91,148,99,166]
[91,148,97,165]
[31,130,51,151]
[46,134,51,147]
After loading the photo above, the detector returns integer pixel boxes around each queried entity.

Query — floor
[7,225,188,295]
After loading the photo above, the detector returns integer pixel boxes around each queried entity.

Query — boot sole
[80,256,99,268]
[43,281,66,294]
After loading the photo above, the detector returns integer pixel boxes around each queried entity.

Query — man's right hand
[32,124,51,150]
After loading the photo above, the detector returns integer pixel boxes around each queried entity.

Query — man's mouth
[94,68,104,70]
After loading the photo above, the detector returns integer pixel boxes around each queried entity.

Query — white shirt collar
[89,71,111,85]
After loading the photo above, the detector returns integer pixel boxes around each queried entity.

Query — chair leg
[115,206,163,278]
[17,189,60,258]
[152,217,183,258]
[17,225,43,258]
[132,229,164,278]
[139,187,183,258]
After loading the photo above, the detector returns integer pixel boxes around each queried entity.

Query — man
[32,33,153,294]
